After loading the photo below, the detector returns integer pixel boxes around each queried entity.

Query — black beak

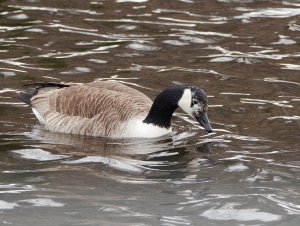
[195,112,213,133]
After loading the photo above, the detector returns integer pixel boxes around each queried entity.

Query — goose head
[177,86,213,133]
[144,85,213,133]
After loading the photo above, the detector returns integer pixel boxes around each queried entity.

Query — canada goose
[17,81,213,138]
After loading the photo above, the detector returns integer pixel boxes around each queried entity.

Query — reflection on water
[1,0,300,225]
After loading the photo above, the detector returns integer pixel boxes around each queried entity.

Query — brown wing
[86,81,149,98]
[30,81,152,136]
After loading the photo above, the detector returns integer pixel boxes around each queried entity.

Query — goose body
[17,81,212,138]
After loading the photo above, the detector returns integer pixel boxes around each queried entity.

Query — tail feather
[17,82,71,106]
[17,89,37,106]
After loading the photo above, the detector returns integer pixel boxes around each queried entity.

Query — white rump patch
[178,89,192,116]
[32,108,45,124]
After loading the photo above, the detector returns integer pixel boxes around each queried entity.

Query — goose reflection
[23,126,216,181]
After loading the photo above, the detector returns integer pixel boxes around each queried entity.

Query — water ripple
[38,45,118,59]
[240,98,293,108]
[172,28,238,38]
[85,18,197,27]
[0,200,19,210]
[158,17,226,25]
[201,46,300,62]
[264,77,300,86]
[200,202,281,222]
[268,115,300,121]
[0,184,36,194]
[9,5,103,15]
[235,7,300,19]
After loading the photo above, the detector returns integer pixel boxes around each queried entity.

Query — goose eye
[192,99,198,105]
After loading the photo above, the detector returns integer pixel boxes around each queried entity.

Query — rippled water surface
[1,0,300,225]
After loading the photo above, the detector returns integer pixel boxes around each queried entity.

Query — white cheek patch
[192,104,200,116]
[178,89,193,117]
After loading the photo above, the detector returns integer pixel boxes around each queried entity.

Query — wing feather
[30,81,152,137]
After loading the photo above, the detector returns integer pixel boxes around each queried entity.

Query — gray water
[1,0,300,225]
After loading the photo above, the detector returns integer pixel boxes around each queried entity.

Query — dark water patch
[36,57,68,69]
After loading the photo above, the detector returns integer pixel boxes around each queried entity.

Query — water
[0,0,300,225]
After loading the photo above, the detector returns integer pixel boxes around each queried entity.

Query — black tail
[17,82,70,106]
[22,82,71,89]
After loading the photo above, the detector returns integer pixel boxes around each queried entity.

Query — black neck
[143,86,185,128]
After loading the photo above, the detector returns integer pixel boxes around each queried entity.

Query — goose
[17,81,213,138]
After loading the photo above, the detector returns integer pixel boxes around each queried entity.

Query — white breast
[122,117,172,138]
